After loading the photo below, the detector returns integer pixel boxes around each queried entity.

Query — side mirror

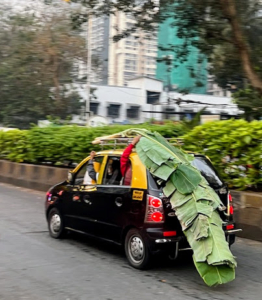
[67,171,73,184]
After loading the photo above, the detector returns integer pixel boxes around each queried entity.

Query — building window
[146,91,160,104]
[163,107,175,119]
[90,102,99,115]
[124,71,136,79]
[127,106,140,119]
[107,104,121,118]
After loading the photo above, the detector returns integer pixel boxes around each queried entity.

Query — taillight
[145,195,164,223]
[228,193,234,215]
[151,212,163,222]
[226,224,234,230]
[150,198,162,208]
[230,206,234,215]
[163,231,177,237]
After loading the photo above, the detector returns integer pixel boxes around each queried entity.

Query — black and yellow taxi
[45,146,238,269]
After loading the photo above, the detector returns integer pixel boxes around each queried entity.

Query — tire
[48,207,65,239]
[124,228,151,270]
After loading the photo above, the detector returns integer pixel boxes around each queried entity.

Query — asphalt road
[0,183,262,300]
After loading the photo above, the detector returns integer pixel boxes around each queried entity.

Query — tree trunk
[219,0,262,93]
[52,55,62,111]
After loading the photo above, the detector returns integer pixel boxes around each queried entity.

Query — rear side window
[147,172,160,191]
[102,156,122,185]
[191,156,224,189]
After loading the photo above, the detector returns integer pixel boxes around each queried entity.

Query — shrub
[0,122,186,165]
[1,120,260,191]
[181,119,262,190]
[0,129,29,162]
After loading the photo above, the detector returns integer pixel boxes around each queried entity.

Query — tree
[63,0,262,95]
[0,8,88,128]
[233,88,262,121]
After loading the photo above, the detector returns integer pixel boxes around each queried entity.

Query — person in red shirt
[120,136,141,185]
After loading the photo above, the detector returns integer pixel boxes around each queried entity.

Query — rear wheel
[125,228,151,270]
[48,208,65,239]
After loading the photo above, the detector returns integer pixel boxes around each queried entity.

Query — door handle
[115,197,123,207]
[83,195,92,205]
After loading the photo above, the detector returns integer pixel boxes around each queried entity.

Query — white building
[73,76,242,125]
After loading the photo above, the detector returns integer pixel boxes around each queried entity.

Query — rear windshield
[147,155,224,191]
[191,156,224,189]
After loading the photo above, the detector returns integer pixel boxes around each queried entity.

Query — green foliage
[0,122,186,165]
[0,11,86,128]
[181,107,207,130]
[66,0,262,93]
[182,119,262,190]
[95,128,236,286]
[233,87,262,120]
[0,130,29,163]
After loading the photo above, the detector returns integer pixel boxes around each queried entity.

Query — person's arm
[87,159,96,181]
[120,136,141,176]
[120,144,134,176]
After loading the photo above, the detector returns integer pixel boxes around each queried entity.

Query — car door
[83,155,133,243]
[63,156,104,235]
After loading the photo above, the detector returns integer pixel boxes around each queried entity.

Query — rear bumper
[143,225,241,254]
[142,227,186,254]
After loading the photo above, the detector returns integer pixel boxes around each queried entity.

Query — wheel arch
[46,204,60,220]
[121,225,137,245]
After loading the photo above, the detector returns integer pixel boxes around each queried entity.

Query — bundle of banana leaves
[93,128,237,286]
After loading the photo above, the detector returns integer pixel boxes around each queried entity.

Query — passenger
[107,160,121,185]
[83,151,97,184]
[120,136,141,185]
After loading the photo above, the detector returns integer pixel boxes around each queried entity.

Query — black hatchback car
[45,148,238,269]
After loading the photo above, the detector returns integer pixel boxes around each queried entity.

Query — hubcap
[128,235,144,263]
[50,213,61,234]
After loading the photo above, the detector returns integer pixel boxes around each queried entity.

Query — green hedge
[181,119,262,190]
[1,120,261,190]
[0,122,186,165]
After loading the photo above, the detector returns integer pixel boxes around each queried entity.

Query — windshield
[191,156,224,189]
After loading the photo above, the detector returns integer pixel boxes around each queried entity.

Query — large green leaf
[170,190,193,208]
[152,164,176,181]
[136,144,166,166]
[175,199,213,230]
[146,147,173,166]
[194,184,223,210]
[207,223,237,266]
[152,131,193,163]
[194,257,235,287]
[170,164,202,194]
[185,228,212,262]
[190,214,210,241]
[163,180,176,197]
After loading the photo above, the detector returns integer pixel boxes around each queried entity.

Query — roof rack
[96,137,184,150]
[98,138,133,150]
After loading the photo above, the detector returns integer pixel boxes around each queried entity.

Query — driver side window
[74,156,103,186]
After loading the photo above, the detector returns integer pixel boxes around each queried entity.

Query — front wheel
[48,207,65,239]
[125,228,151,270]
